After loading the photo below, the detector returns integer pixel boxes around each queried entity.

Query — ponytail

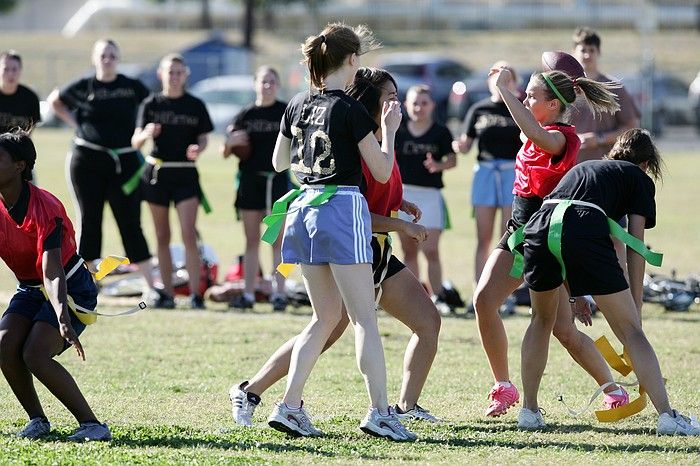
[301,23,380,91]
[537,70,620,117]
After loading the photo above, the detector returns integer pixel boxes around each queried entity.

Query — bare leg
[593,290,672,415]
[521,288,560,411]
[246,313,350,396]
[148,203,173,295]
[397,231,420,282]
[272,232,285,295]
[22,322,97,423]
[282,264,344,407]
[422,229,443,295]
[239,209,264,296]
[553,287,617,391]
[331,263,389,411]
[474,206,497,285]
[473,248,522,382]
[175,197,201,297]
[379,268,441,410]
[0,314,44,419]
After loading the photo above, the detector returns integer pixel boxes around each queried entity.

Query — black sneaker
[270,294,288,312]
[229,294,254,310]
[153,290,175,309]
[190,294,205,309]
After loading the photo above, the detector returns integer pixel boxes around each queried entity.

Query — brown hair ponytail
[301,23,380,91]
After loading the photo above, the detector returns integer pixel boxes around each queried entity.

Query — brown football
[230,142,252,161]
[541,51,585,79]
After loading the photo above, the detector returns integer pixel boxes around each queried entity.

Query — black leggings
[67,145,151,263]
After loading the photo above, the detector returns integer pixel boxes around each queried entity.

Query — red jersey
[361,157,403,217]
[513,124,581,198]
[0,183,78,281]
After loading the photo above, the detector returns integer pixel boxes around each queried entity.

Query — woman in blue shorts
[454,61,521,303]
[0,131,111,441]
[519,129,699,436]
[267,23,415,441]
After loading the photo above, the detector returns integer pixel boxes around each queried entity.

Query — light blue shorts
[471,160,516,207]
[281,186,372,265]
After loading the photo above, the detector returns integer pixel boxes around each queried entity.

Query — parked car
[621,72,694,136]
[377,53,471,123]
[448,68,533,124]
[188,75,256,133]
[689,70,700,134]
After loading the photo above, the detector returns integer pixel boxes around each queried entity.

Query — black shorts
[142,164,200,207]
[496,194,543,251]
[235,171,291,211]
[371,233,405,286]
[523,206,629,297]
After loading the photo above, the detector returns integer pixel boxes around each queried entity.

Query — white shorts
[398,184,449,230]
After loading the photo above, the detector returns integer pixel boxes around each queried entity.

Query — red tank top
[0,183,79,281]
[361,157,403,217]
[513,124,581,198]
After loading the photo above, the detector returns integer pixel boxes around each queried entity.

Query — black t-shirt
[280,90,377,186]
[231,100,286,173]
[545,160,656,236]
[464,98,521,162]
[395,122,454,188]
[0,85,41,133]
[137,93,214,162]
[59,74,149,148]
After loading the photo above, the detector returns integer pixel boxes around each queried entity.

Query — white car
[189,75,256,133]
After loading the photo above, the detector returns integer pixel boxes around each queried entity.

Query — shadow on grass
[81,425,385,460]
[440,422,700,454]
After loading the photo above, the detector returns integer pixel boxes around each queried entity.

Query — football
[230,142,252,161]
[541,51,585,79]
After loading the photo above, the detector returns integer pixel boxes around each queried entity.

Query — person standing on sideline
[0,131,111,441]
[47,39,158,305]
[266,23,415,441]
[222,66,290,311]
[453,61,522,313]
[0,51,41,134]
[569,27,640,162]
[132,54,214,310]
[395,85,456,315]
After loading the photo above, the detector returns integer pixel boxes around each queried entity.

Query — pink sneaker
[603,387,630,410]
[485,383,520,417]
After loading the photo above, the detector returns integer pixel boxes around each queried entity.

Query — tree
[149,0,213,29]
[0,0,19,14]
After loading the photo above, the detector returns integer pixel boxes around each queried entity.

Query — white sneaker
[395,404,441,423]
[517,407,546,430]
[268,402,323,437]
[17,417,51,439]
[657,410,700,436]
[229,382,260,427]
[360,407,417,442]
[67,422,112,442]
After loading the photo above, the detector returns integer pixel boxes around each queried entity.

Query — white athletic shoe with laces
[395,404,441,423]
[67,422,112,442]
[230,382,260,427]
[268,402,323,437]
[360,407,417,441]
[517,407,546,430]
[657,410,700,436]
[17,417,51,439]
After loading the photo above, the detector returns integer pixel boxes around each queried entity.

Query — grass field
[0,127,699,464]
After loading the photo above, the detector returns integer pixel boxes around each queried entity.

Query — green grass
[0,128,699,463]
